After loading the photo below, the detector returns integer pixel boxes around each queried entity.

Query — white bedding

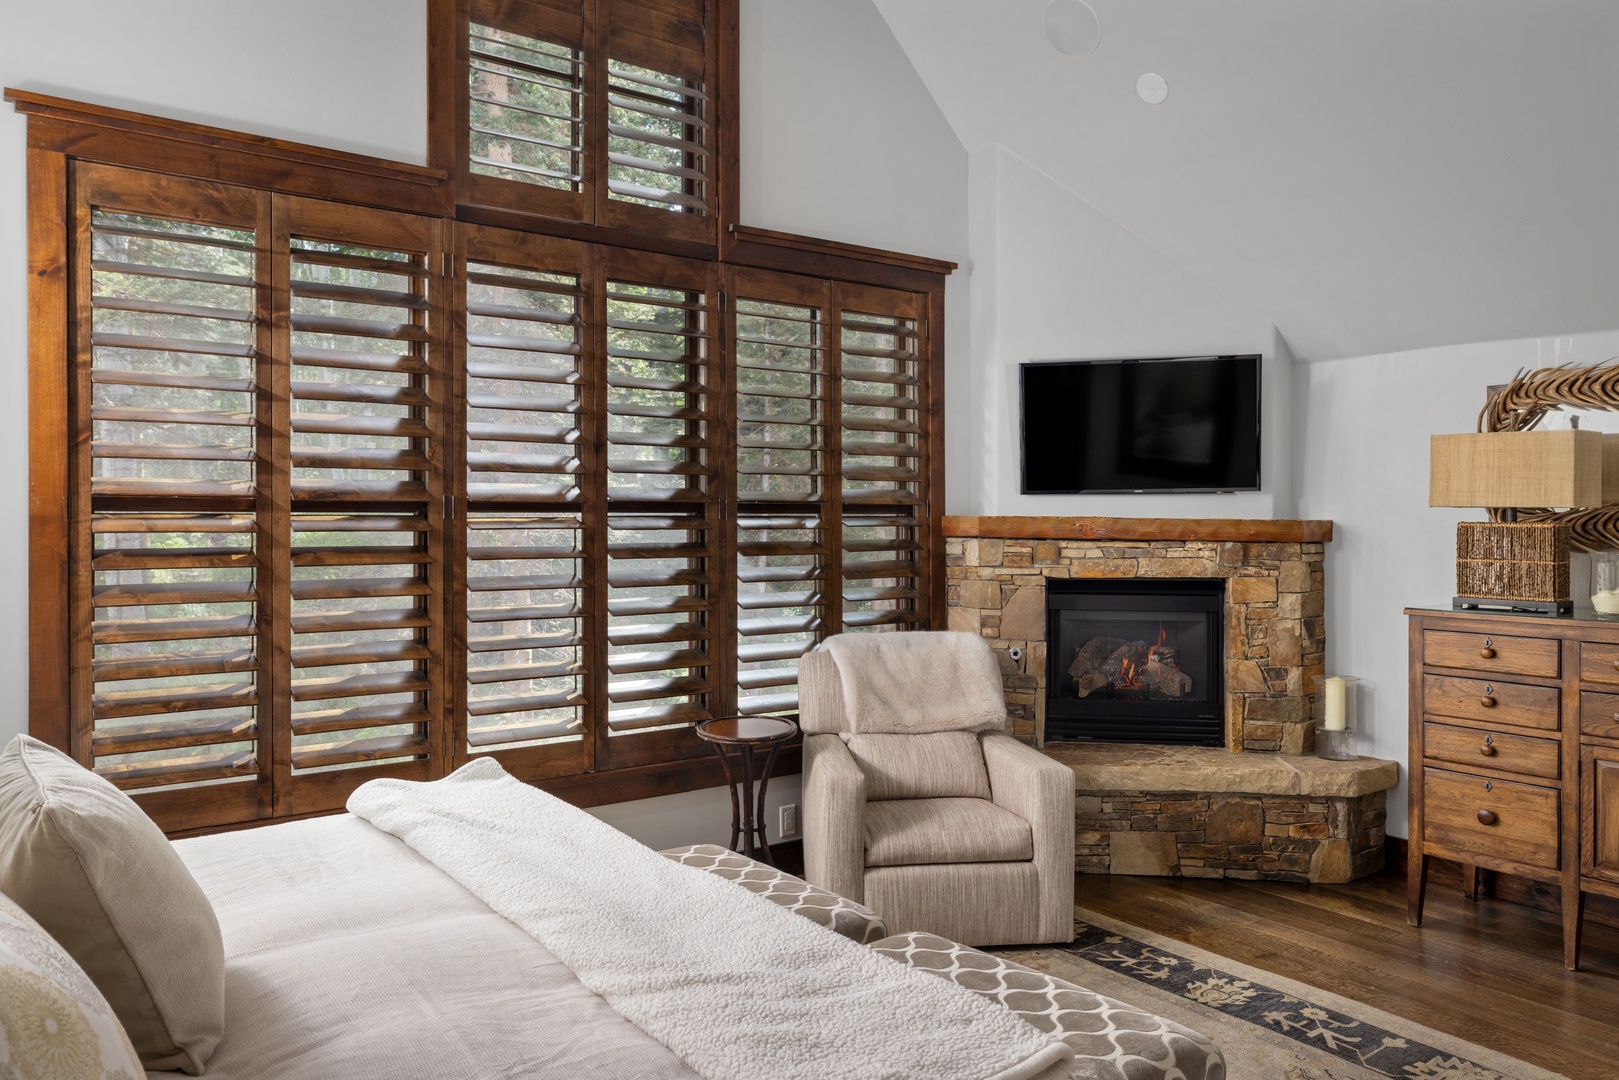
[349,759,1073,1080]
[167,814,700,1080]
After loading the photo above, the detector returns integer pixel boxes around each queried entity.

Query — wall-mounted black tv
[1020,355,1261,495]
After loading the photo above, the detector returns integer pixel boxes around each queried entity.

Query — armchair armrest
[982,734,1075,943]
[802,733,867,904]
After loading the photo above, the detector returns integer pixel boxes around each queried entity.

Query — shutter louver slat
[466,260,585,503]
[89,212,257,499]
[605,514,712,731]
[289,514,436,775]
[458,229,593,770]
[290,237,436,505]
[732,290,829,716]
[841,303,924,633]
[89,514,261,791]
[605,279,711,503]
[605,63,708,215]
[468,13,585,193]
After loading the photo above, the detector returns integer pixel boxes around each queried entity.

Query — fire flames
[1113,625,1169,690]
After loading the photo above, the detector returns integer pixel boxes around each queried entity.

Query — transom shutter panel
[837,284,927,633]
[455,225,593,777]
[597,0,715,241]
[462,0,591,223]
[730,269,832,716]
[74,165,271,830]
[598,251,719,764]
[278,197,449,814]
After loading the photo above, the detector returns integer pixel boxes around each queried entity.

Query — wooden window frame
[10,86,952,833]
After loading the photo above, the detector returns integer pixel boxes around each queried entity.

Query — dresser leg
[1407,851,1430,926]
[1461,864,1479,902]
[1563,885,1584,971]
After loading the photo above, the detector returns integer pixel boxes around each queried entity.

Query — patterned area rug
[997,909,1570,1080]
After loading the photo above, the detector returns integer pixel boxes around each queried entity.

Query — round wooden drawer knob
[1480,647,1497,659]
[1479,741,1497,756]
[1479,695,1497,708]
[1477,809,1498,826]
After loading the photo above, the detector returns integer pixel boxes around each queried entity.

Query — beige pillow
[0,735,224,1073]
[0,888,144,1080]
[842,731,992,801]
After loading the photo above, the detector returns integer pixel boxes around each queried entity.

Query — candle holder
[1312,674,1360,761]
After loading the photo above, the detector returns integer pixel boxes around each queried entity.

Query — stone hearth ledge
[1044,743,1399,798]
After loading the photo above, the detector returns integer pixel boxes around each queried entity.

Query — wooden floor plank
[1077,869,1619,1079]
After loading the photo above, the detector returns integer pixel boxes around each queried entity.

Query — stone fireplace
[942,517,1397,884]
[944,518,1327,753]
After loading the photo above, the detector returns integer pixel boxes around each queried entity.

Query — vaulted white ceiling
[872,0,1619,361]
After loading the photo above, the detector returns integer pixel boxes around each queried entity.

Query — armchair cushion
[843,732,991,801]
[864,798,1034,867]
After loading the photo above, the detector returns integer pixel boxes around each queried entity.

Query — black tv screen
[1020,355,1261,494]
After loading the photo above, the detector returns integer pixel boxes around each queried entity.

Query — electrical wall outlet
[778,803,799,839]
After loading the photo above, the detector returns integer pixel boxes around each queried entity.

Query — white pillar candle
[1323,676,1347,732]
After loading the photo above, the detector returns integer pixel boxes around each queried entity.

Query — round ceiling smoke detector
[1043,0,1101,58]
[1136,73,1168,104]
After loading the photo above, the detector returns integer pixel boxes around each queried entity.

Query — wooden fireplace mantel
[941,516,1334,544]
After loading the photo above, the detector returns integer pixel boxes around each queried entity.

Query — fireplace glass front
[1045,578,1224,746]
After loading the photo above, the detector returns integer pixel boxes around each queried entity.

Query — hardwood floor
[1078,867,1619,1080]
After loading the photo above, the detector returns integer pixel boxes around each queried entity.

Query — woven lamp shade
[1429,430,1604,509]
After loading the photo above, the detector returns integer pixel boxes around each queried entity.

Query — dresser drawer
[1423,722,1560,781]
[1422,675,1559,730]
[1580,642,1619,686]
[1423,630,1559,678]
[1580,691,1619,741]
[1423,768,1561,870]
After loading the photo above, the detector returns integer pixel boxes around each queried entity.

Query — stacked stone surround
[943,534,1326,752]
[1076,790,1387,884]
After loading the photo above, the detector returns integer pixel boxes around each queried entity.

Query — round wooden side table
[695,715,798,866]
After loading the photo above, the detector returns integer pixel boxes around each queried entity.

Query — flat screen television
[1020,355,1261,494]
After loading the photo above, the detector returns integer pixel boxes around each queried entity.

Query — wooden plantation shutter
[439,0,717,244]
[597,247,722,767]
[461,0,591,223]
[75,165,271,829]
[281,198,451,814]
[452,225,594,779]
[837,283,929,634]
[598,0,715,240]
[728,267,831,716]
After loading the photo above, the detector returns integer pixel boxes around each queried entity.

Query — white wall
[0,0,969,849]
[959,145,1293,518]
[1297,330,1619,838]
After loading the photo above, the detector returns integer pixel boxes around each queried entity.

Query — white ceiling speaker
[1137,73,1168,104]
[1043,0,1101,57]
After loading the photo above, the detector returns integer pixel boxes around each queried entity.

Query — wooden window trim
[12,89,949,834]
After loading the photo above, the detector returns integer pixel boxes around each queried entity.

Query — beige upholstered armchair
[800,631,1075,946]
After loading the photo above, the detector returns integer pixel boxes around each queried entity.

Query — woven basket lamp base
[1453,522,1572,614]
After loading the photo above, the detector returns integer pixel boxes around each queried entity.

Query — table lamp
[1430,429,1604,614]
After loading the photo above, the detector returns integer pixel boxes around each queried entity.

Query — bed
[151,760,1222,1080]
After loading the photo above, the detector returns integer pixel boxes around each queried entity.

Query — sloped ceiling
[872,0,1619,361]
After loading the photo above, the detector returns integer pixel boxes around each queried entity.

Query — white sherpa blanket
[824,631,1007,734]
[348,760,1068,1080]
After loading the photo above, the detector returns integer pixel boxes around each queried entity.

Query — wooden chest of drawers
[1408,607,1619,969]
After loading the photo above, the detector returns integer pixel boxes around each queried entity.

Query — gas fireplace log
[1070,634,1193,699]
[1142,658,1193,698]
[1068,635,1127,696]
